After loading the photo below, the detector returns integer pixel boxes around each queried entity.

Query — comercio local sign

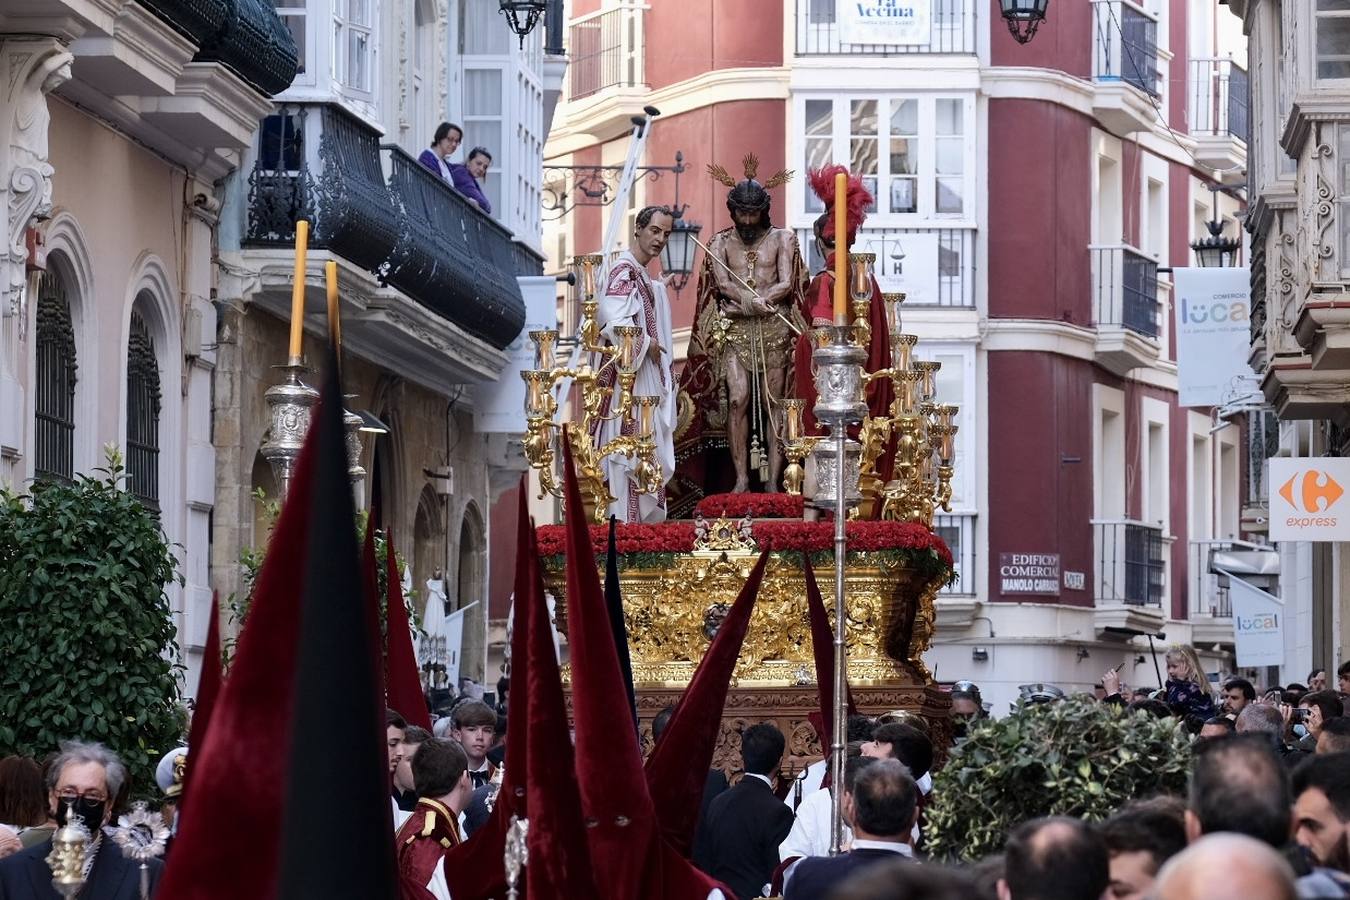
[999,553,1061,596]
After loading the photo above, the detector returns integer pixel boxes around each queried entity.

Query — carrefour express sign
[1269,458,1350,542]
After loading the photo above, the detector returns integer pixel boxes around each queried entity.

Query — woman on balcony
[418,122,462,184]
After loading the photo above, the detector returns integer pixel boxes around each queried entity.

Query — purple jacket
[448,163,491,215]
[417,148,449,181]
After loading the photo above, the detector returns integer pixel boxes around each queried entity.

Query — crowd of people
[416,121,493,214]
[4,653,1350,899]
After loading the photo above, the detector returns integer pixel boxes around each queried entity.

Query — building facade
[1229,0,1350,684]
[541,0,1254,713]
[1,0,298,689]
[210,0,564,695]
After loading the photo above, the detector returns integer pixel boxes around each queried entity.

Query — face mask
[56,796,107,831]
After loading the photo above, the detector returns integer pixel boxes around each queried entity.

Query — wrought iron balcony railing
[795,227,975,308]
[135,0,298,95]
[568,2,646,100]
[1092,0,1160,96]
[1188,58,1249,142]
[1090,244,1160,338]
[934,513,976,596]
[1187,539,1272,619]
[244,103,527,350]
[384,147,527,349]
[1093,519,1166,607]
[794,0,975,55]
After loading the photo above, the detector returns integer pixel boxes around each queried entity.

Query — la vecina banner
[838,0,931,46]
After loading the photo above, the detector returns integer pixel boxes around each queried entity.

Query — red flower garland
[535,519,952,568]
[694,492,805,520]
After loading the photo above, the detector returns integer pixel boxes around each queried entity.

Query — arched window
[34,269,77,482]
[457,506,484,608]
[126,307,162,507]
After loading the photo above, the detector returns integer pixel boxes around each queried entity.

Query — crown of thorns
[706,153,794,191]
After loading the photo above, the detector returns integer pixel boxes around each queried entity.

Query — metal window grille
[126,309,161,508]
[34,271,77,483]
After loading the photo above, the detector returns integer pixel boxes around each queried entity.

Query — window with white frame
[334,0,374,94]
[1317,1,1350,80]
[799,95,973,220]
[276,0,307,76]
[463,68,503,215]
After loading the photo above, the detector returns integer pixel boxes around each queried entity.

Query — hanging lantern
[1000,0,1050,44]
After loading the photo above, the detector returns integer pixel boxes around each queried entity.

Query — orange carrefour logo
[1279,469,1345,514]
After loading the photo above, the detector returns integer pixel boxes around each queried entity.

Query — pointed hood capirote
[805,555,858,761]
[521,497,598,899]
[645,549,770,858]
[385,529,431,731]
[179,591,222,818]
[561,430,728,898]
[441,483,533,900]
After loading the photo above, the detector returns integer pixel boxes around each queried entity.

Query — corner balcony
[1187,539,1275,648]
[563,2,648,137]
[30,0,297,175]
[793,0,976,56]
[1188,58,1248,171]
[1091,0,1160,135]
[241,103,530,390]
[1090,244,1161,376]
[1093,519,1167,639]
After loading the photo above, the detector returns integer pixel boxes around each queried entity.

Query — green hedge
[0,452,182,800]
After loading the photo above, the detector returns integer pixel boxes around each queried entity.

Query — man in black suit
[785,758,920,900]
[694,723,794,899]
[0,741,164,900]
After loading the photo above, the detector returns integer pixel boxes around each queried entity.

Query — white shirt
[849,838,915,857]
[779,772,930,862]
[743,772,773,789]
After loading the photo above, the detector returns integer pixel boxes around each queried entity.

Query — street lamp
[1191,188,1242,267]
[661,218,701,293]
[499,0,546,48]
[1000,0,1050,44]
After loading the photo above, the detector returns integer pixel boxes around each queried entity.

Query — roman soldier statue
[669,155,809,513]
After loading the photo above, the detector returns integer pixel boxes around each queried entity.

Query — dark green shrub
[0,451,182,800]
[925,696,1193,861]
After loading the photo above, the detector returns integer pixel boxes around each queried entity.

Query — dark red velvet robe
[395,798,462,900]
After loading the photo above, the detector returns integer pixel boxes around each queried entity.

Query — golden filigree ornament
[693,515,757,555]
[823,255,960,528]
[519,254,666,522]
[545,550,944,687]
[706,153,795,190]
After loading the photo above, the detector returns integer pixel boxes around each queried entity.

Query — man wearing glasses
[0,741,164,898]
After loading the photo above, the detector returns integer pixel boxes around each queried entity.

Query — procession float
[519,138,960,786]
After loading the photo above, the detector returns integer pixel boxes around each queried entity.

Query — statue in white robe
[589,246,676,523]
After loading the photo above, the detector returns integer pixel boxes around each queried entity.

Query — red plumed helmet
[808,164,873,248]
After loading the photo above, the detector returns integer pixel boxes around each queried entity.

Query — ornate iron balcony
[135,0,298,95]
[244,103,527,351]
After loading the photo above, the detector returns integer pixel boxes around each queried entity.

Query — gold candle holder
[851,298,871,349]
[530,329,558,370]
[849,251,875,301]
[521,370,551,415]
[614,325,643,371]
[913,360,941,403]
[891,333,918,373]
[781,399,804,442]
[936,403,958,428]
[572,254,604,300]
[893,370,919,415]
[636,395,657,437]
[881,292,906,336]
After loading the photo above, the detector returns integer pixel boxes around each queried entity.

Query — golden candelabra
[779,253,958,530]
[520,254,665,522]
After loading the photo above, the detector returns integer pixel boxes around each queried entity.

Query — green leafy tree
[0,449,183,799]
[925,697,1193,861]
